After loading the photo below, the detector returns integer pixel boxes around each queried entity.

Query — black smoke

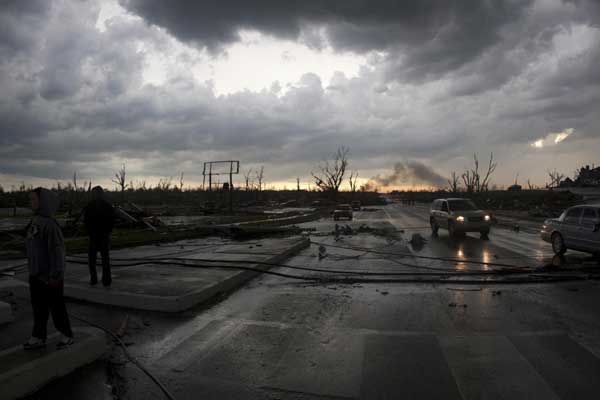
[366,161,447,189]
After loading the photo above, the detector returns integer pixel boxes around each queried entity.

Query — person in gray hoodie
[23,187,74,350]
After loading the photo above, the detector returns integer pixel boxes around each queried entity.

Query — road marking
[362,334,462,399]
[382,207,393,222]
[156,319,241,372]
[440,335,560,400]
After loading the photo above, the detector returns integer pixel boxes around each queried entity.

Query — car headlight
[456,216,465,222]
[484,215,491,221]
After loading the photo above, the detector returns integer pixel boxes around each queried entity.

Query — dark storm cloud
[0,0,51,58]
[120,0,533,79]
[1,0,600,187]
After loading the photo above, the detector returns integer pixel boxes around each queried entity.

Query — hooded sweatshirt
[25,188,66,280]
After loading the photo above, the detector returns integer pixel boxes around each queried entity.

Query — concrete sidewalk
[0,327,108,400]
[60,236,309,312]
[0,301,12,324]
[0,279,28,325]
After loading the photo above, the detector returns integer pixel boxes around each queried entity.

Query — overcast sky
[1,0,599,191]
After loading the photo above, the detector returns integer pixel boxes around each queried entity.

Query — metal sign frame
[202,161,239,176]
[202,161,240,213]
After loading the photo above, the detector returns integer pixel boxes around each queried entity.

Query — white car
[541,205,600,256]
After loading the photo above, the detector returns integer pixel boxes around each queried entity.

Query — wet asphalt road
[111,203,600,400]
[21,204,600,400]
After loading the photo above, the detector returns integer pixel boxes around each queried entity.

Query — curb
[228,212,321,227]
[0,279,29,298]
[63,237,310,313]
[0,327,108,400]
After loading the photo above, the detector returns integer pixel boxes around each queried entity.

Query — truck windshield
[448,200,477,211]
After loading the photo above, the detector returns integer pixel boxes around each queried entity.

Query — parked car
[430,198,492,238]
[541,205,600,256]
[351,200,361,211]
[333,204,353,221]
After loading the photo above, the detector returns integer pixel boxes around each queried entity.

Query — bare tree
[461,170,475,193]
[311,146,349,194]
[255,166,264,191]
[547,169,565,188]
[157,177,173,191]
[243,168,253,191]
[527,179,535,190]
[72,171,78,191]
[296,177,301,191]
[348,170,359,192]
[478,153,497,192]
[135,180,147,190]
[178,172,185,191]
[461,153,497,193]
[112,164,128,199]
[447,171,460,193]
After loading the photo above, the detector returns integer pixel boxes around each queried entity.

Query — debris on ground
[408,233,427,250]
[318,245,327,260]
[334,224,354,237]
[215,225,303,240]
[330,223,400,240]
[116,315,129,338]
[448,303,468,308]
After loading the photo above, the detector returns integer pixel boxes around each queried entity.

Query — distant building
[558,165,600,188]
[577,165,600,186]
[559,177,574,188]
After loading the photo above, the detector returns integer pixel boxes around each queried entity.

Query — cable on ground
[310,240,532,269]
[64,257,598,284]
[68,312,176,400]
[66,255,532,277]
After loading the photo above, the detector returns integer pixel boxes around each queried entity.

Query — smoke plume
[365,161,447,190]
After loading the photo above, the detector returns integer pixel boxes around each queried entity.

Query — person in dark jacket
[24,187,74,350]
[84,186,115,287]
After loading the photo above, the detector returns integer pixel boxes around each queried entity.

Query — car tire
[430,218,439,236]
[551,232,567,255]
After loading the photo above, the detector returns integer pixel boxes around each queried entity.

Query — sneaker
[56,335,74,350]
[23,336,46,350]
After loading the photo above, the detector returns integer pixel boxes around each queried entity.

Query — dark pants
[29,276,73,340]
[88,234,112,285]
